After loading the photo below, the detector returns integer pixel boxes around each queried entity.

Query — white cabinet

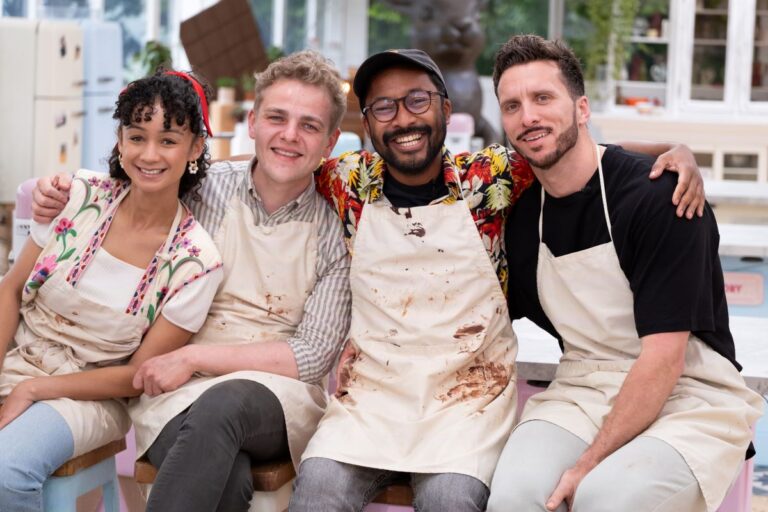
[585,0,768,185]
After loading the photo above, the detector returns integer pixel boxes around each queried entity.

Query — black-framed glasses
[362,90,446,122]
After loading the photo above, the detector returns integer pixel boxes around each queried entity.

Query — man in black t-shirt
[486,35,763,512]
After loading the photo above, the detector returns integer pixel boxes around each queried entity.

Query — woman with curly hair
[0,70,223,512]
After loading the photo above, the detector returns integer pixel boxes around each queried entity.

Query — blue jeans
[289,457,489,512]
[0,402,75,512]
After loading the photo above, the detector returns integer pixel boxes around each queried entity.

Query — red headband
[120,71,214,137]
[165,71,214,137]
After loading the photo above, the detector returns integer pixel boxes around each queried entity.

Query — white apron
[519,145,764,511]
[130,193,328,469]
[303,172,517,486]
[0,192,193,458]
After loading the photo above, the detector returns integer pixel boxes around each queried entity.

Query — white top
[31,220,222,333]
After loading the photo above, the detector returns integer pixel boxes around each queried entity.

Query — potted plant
[240,71,256,101]
[582,0,638,111]
[216,76,238,103]
[132,40,172,78]
[267,46,285,63]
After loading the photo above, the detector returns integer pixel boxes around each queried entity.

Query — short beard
[373,118,447,176]
[512,111,578,170]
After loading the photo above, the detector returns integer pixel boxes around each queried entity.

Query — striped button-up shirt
[185,157,351,384]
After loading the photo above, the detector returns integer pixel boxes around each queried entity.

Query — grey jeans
[487,420,707,512]
[289,457,489,512]
[145,379,289,512]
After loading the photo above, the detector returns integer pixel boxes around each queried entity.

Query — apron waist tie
[555,358,635,378]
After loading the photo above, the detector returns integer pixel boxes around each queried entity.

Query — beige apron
[0,195,191,458]
[519,145,764,511]
[303,171,517,486]
[0,270,138,457]
[130,193,328,469]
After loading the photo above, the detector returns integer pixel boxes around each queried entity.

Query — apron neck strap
[538,144,612,241]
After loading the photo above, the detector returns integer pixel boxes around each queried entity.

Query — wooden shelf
[616,80,667,89]
[629,36,669,44]
[695,8,729,15]
[694,38,728,46]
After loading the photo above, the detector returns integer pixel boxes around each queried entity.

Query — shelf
[629,36,669,44]
[694,38,728,45]
[695,8,729,15]
[724,167,760,174]
[616,80,667,89]
[691,84,725,90]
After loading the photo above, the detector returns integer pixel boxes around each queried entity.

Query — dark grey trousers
[145,379,289,512]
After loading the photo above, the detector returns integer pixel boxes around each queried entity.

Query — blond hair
[252,50,347,133]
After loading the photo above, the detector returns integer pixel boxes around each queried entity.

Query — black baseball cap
[353,49,448,111]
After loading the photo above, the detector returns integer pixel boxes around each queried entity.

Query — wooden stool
[372,481,414,506]
[42,438,125,512]
[135,457,296,512]
[136,457,416,510]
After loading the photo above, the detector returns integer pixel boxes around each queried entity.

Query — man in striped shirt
[31,51,351,512]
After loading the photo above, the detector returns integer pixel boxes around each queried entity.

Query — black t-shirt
[382,171,450,207]
[505,144,739,370]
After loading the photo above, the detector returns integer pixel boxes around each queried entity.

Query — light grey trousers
[487,420,707,512]
[289,457,489,512]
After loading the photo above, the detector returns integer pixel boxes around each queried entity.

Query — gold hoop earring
[188,160,199,174]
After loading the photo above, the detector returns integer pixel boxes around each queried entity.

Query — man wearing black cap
[289,49,705,512]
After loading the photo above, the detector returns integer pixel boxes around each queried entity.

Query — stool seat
[53,439,126,477]
[136,457,413,507]
[135,457,296,492]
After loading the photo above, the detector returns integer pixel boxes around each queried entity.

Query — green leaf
[57,248,76,262]
[147,304,156,324]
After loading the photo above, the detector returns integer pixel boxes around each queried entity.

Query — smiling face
[117,100,203,196]
[362,67,450,179]
[248,78,339,191]
[497,60,589,171]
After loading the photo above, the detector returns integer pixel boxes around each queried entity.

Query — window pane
[752,0,768,101]
[478,0,548,75]
[284,0,306,54]
[367,0,409,55]
[104,0,146,73]
[691,0,728,101]
[39,0,89,18]
[249,0,273,50]
[2,0,27,17]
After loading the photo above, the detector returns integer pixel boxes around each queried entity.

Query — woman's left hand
[0,381,36,430]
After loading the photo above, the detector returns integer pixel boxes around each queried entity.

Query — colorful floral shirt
[316,145,534,293]
[23,169,222,332]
